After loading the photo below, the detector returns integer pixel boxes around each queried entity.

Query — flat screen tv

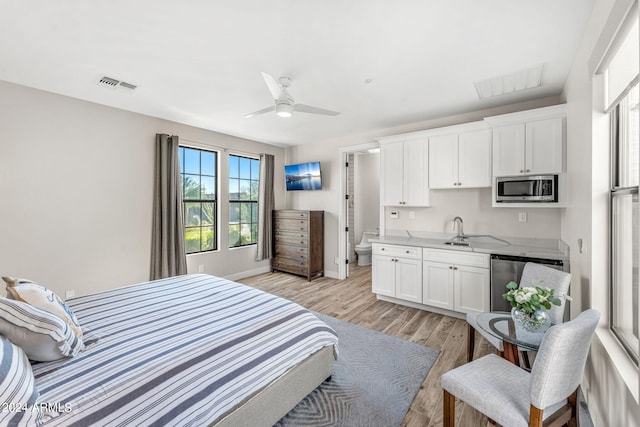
[285,161,322,191]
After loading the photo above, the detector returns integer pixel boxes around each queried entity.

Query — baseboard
[225,266,272,281]
[324,270,340,279]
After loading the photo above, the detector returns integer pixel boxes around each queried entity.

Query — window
[228,155,259,248]
[607,8,639,364]
[611,83,640,363]
[179,146,217,254]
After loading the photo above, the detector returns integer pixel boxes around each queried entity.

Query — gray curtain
[256,153,275,261]
[150,134,187,280]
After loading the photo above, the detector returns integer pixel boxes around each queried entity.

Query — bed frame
[214,345,335,426]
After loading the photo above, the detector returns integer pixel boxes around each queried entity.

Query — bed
[27,274,338,426]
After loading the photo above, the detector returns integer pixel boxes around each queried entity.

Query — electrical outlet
[198,264,204,273]
[518,212,527,222]
[65,290,75,299]
[409,211,415,219]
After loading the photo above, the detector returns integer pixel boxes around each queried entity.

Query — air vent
[97,76,138,92]
[98,76,119,88]
[474,65,544,99]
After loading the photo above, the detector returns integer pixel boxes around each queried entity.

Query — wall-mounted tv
[285,161,322,191]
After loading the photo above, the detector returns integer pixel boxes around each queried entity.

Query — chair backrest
[529,309,600,409]
[520,263,571,324]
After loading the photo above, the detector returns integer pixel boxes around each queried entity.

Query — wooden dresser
[272,210,324,281]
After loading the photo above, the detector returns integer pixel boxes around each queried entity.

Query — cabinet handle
[457,182,462,186]
[525,169,530,173]
[381,248,385,251]
[449,266,453,269]
[406,250,410,253]
[453,266,458,270]
[520,169,524,173]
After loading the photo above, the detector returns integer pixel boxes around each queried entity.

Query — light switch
[518,212,527,222]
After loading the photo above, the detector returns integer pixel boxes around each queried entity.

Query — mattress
[30,274,338,426]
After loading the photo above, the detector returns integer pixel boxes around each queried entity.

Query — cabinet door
[428,133,458,189]
[459,129,492,188]
[422,261,454,310]
[403,138,429,206]
[492,124,525,176]
[454,265,490,314]
[372,254,396,297]
[396,257,422,303]
[381,142,404,205]
[526,117,564,174]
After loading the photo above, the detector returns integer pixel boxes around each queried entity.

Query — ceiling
[0,0,594,147]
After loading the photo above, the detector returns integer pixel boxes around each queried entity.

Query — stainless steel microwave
[496,175,558,203]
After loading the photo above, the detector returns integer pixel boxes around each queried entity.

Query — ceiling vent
[474,65,544,99]
[97,76,137,92]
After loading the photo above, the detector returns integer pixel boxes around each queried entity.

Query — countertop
[370,232,569,262]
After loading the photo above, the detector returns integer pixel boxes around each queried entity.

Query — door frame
[337,142,380,280]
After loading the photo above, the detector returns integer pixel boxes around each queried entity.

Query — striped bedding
[30,274,338,426]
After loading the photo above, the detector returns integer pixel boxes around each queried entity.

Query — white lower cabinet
[422,249,490,314]
[372,244,422,303]
[372,244,490,316]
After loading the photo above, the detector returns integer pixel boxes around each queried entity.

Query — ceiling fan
[245,72,340,118]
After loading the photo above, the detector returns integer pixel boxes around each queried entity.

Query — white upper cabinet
[487,105,566,177]
[379,138,429,206]
[458,128,492,187]
[428,123,492,189]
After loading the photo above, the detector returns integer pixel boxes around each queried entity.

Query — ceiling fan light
[276,102,293,118]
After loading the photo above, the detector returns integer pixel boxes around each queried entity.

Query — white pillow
[0,297,84,361]
[2,277,83,339]
[0,335,42,426]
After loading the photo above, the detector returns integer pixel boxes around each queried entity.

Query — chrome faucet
[453,216,465,240]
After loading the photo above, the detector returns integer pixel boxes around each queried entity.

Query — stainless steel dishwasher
[490,254,570,317]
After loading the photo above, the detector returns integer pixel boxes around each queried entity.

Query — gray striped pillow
[0,298,84,361]
[0,335,41,426]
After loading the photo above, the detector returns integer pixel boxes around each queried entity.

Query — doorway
[338,143,380,279]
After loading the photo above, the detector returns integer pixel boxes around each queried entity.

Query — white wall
[354,152,380,244]
[286,96,562,277]
[0,80,285,298]
[561,0,640,425]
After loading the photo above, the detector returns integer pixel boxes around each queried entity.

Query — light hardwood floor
[239,264,495,427]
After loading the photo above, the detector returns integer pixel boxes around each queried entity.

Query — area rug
[274,312,439,427]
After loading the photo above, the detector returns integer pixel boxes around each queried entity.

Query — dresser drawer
[372,243,421,259]
[274,231,309,247]
[276,245,308,259]
[273,256,308,272]
[274,218,309,232]
[274,210,309,219]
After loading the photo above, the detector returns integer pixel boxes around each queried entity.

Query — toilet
[355,231,378,266]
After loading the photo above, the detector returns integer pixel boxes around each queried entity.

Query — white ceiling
[0,0,594,147]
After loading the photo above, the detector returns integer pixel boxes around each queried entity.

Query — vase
[511,307,551,333]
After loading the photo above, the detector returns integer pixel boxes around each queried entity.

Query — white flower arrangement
[502,281,562,315]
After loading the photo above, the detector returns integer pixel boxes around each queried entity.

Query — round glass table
[476,311,549,366]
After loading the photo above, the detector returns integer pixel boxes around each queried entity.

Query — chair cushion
[441,354,566,427]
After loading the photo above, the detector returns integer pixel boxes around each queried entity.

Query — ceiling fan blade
[294,104,340,116]
[261,72,282,99]
[245,106,275,118]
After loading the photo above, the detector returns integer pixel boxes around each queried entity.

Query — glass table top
[476,311,549,351]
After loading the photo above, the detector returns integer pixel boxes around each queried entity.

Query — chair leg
[467,323,475,362]
[568,388,579,427]
[529,405,543,427]
[443,389,456,427]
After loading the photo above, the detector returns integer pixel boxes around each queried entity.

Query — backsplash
[383,188,561,239]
